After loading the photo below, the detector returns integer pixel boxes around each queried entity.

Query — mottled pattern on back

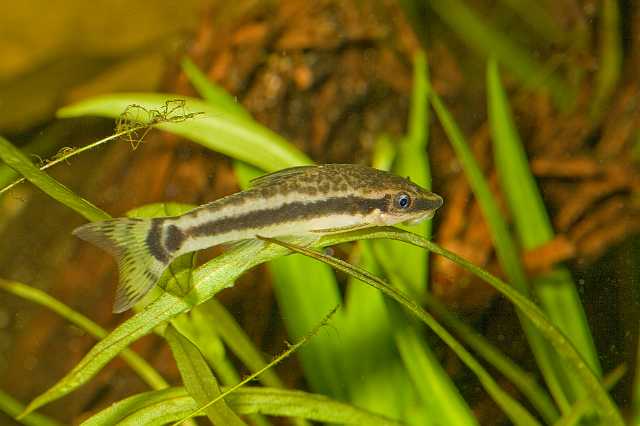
[251,164,416,198]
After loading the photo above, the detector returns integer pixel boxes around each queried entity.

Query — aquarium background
[0,1,638,425]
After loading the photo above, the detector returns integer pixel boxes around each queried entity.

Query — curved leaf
[321,228,622,425]
[57,94,312,172]
[0,136,108,221]
[0,279,167,391]
[165,325,245,425]
[263,235,541,426]
[82,386,401,426]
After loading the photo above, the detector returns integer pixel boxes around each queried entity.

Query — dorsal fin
[249,165,317,188]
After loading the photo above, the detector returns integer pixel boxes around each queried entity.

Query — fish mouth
[404,210,436,226]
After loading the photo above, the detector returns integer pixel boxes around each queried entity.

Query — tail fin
[73,218,173,313]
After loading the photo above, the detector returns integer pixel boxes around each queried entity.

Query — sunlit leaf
[165,325,245,425]
[82,386,402,426]
[58,94,311,172]
[0,135,108,221]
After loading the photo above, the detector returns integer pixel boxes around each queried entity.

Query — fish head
[370,173,443,226]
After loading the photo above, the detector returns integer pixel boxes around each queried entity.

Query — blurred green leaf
[488,59,601,405]
[196,298,283,388]
[0,389,62,426]
[20,292,189,418]
[372,134,396,172]
[427,0,573,109]
[428,75,574,412]
[180,57,249,118]
[385,298,479,426]
[366,51,478,426]
[340,244,412,422]
[311,228,625,426]
[496,0,564,43]
[554,364,626,426]
[0,135,109,221]
[264,235,542,426]
[165,324,246,425]
[421,290,559,424]
[591,0,622,118]
[269,256,347,399]
[126,202,196,218]
[0,279,168,391]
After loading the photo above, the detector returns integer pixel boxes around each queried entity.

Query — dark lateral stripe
[164,224,185,252]
[146,218,169,263]
[187,196,390,237]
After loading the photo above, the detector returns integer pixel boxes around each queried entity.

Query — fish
[73,164,444,313]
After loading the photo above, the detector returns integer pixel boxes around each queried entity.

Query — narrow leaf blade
[165,325,245,425]
[0,136,109,222]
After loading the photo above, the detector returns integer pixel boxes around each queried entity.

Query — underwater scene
[0,1,638,425]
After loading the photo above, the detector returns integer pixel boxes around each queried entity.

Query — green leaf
[421,291,559,424]
[196,298,283,388]
[172,304,241,386]
[0,122,69,193]
[428,77,575,412]
[126,202,196,218]
[340,244,413,422]
[0,279,168,391]
[19,228,331,417]
[591,0,622,118]
[385,49,432,294]
[0,135,109,222]
[264,235,541,426]
[495,0,564,43]
[385,298,478,426]
[554,364,626,426]
[171,305,340,425]
[426,0,573,109]
[269,255,347,399]
[233,161,348,401]
[319,228,624,426]
[57,94,312,172]
[364,51,478,426]
[164,325,246,426]
[82,386,402,426]
[20,292,189,418]
[487,59,601,403]
[180,58,249,118]
[0,389,62,426]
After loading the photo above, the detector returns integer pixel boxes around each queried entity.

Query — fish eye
[394,192,411,209]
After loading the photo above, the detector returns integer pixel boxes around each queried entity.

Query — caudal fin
[73,218,172,313]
